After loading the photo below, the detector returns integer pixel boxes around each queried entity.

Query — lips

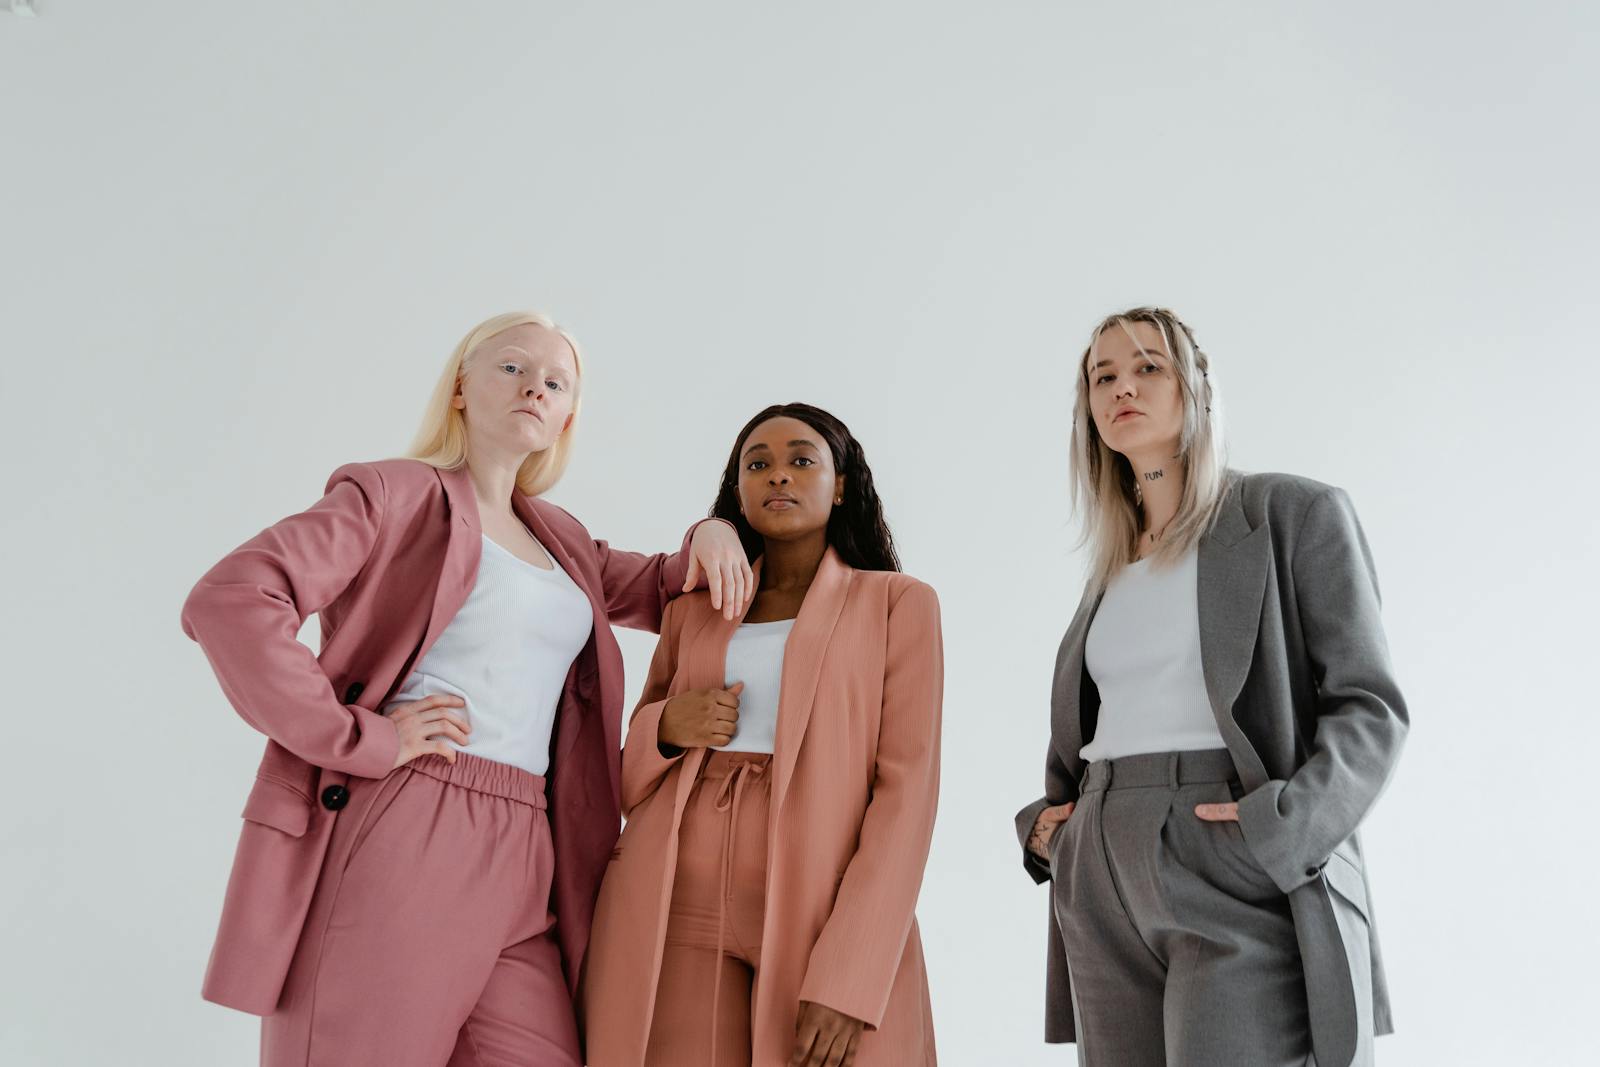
[763,495,798,509]
[515,408,544,422]
[1111,409,1143,423]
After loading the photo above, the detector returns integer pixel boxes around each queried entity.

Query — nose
[767,469,790,486]
[1113,379,1137,401]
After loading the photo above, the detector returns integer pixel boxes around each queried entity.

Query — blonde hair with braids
[1070,307,1229,591]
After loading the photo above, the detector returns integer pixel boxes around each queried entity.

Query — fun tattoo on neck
[1143,469,1165,482]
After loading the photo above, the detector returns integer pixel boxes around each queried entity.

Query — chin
[746,514,804,540]
[1105,425,1160,452]
[515,428,554,452]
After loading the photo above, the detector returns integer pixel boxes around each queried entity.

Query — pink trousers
[261,751,580,1067]
[646,750,773,1067]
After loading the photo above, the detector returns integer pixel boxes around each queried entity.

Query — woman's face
[736,416,844,542]
[453,323,577,458]
[1086,320,1185,460]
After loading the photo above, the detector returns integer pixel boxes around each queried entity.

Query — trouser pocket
[1168,781,1281,905]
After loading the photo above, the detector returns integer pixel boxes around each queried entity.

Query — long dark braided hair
[711,403,900,572]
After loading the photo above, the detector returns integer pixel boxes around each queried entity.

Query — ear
[833,473,847,506]
[561,412,574,434]
[451,375,466,410]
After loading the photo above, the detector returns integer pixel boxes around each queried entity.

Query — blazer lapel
[515,496,593,602]
[692,558,760,692]
[767,549,853,813]
[418,465,484,664]
[514,493,625,791]
[1050,586,1103,780]
[1197,474,1273,786]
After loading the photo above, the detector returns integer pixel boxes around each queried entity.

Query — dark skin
[656,416,866,1067]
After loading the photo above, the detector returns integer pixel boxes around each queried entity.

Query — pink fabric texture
[263,751,579,1066]
[181,458,704,1041]
[584,550,943,1066]
[646,750,773,1066]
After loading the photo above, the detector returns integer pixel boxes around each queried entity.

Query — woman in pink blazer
[181,311,753,1067]
[583,403,944,1067]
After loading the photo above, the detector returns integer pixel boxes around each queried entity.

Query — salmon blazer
[181,459,706,1017]
[583,548,944,1067]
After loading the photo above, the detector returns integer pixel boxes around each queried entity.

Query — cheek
[1091,401,1116,433]
[1158,381,1186,422]
[463,370,506,406]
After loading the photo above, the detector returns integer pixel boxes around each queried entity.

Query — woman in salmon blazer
[181,311,752,1067]
[583,402,943,1067]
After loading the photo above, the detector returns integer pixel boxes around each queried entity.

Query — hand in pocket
[1028,802,1075,860]
[1194,801,1239,822]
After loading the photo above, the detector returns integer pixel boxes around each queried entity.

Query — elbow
[180,580,219,640]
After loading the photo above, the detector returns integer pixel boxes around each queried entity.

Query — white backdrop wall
[2,2,1596,1064]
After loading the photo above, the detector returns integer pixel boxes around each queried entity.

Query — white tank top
[385,533,594,776]
[1079,547,1227,763]
[718,618,795,754]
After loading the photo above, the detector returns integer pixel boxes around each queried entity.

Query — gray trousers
[1049,749,1342,1067]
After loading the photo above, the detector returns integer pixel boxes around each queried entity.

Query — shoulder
[1227,470,1370,560]
[662,590,718,635]
[1229,469,1351,527]
[325,458,445,502]
[857,570,940,616]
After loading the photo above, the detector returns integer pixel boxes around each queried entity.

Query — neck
[464,439,530,521]
[1128,451,1185,541]
[759,530,829,592]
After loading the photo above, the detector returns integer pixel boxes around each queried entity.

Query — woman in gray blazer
[1015,307,1407,1067]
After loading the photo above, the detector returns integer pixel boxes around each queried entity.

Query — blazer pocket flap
[1322,851,1370,919]
[241,776,314,838]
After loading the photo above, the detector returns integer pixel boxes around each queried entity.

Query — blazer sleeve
[590,518,736,633]
[1236,486,1410,893]
[799,581,943,1030]
[180,463,401,779]
[620,597,689,816]
[1014,745,1075,885]
[1014,624,1087,883]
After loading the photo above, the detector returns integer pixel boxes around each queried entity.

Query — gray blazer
[1015,470,1408,1067]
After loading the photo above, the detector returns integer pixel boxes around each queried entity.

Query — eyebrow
[1089,349,1162,371]
[742,440,821,457]
[495,347,573,377]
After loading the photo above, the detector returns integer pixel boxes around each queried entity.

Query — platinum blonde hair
[1071,307,1229,590]
[409,311,584,497]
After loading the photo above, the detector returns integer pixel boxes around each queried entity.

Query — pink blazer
[582,548,943,1066]
[181,458,706,1017]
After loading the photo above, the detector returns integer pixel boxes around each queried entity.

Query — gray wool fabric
[1015,471,1407,1067]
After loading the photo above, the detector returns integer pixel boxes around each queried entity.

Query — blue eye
[746,460,767,471]
[545,379,563,391]
[500,363,522,375]
[794,457,814,467]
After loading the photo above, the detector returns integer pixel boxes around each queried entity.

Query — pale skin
[656,416,866,1066]
[387,323,755,772]
[1026,322,1235,860]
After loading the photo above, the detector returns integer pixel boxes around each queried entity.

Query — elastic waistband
[406,751,547,809]
[1080,748,1237,794]
[699,750,773,779]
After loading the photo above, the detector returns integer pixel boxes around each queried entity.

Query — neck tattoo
[1143,469,1165,482]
